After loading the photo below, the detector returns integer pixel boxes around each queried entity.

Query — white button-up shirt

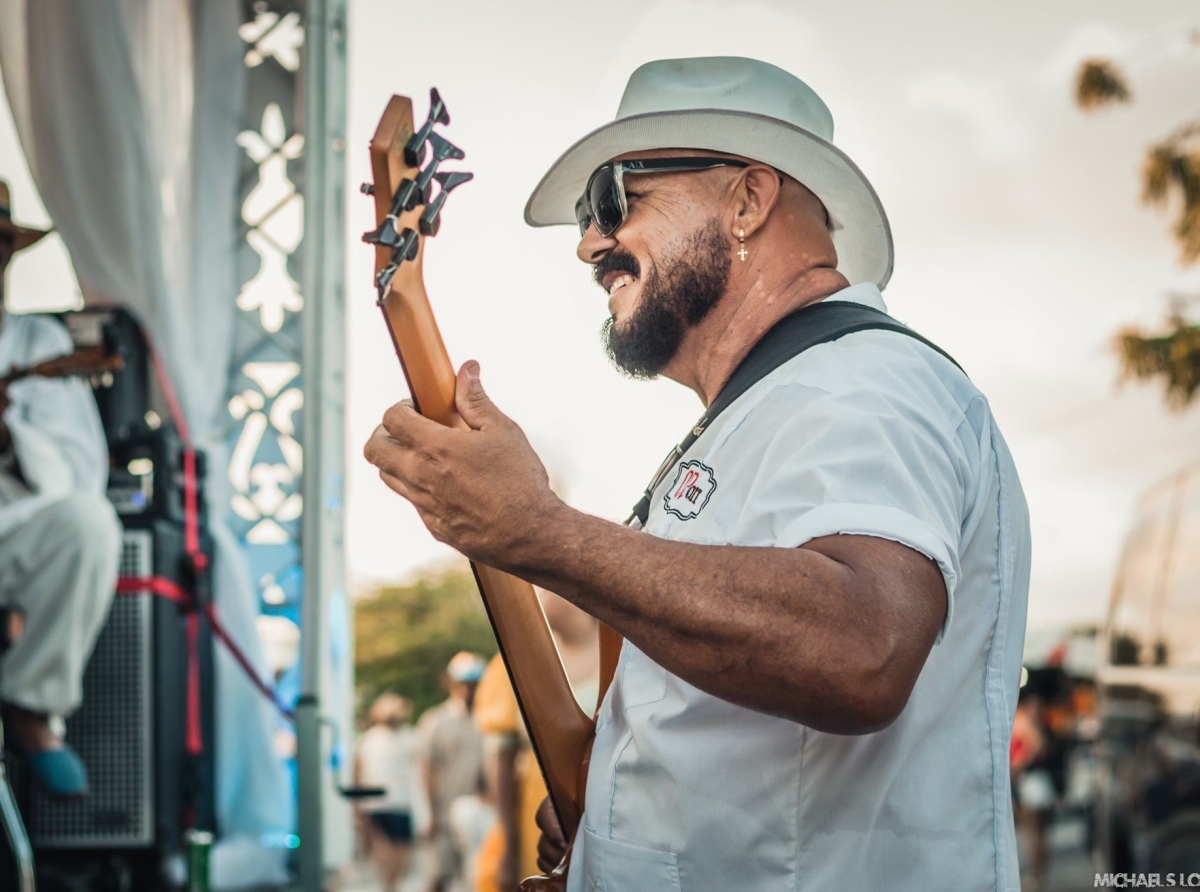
[568,283,1031,892]
[0,311,109,535]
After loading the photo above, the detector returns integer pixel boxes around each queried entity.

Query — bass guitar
[362,90,621,890]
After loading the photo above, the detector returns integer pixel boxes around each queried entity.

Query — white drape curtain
[0,1,292,885]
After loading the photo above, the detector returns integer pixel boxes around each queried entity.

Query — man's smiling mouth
[605,273,637,294]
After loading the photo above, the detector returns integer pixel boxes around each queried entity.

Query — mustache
[592,249,641,289]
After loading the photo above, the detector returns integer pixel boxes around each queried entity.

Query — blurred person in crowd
[1035,661,1074,804]
[473,589,599,891]
[1012,684,1054,890]
[418,651,486,892]
[447,781,495,892]
[355,692,424,892]
[1069,678,1098,742]
[1066,677,1100,852]
[0,179,120,798]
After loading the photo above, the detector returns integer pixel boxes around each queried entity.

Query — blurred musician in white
[0,179,120,798]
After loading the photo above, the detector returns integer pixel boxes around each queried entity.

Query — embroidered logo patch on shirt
[663,459,717,520]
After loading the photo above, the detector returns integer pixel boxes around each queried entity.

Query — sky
[3,0,1200,633]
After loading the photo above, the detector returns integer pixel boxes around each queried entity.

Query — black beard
[600,220,730,379]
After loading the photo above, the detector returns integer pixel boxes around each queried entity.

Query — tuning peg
[419,171,474,236]
[414,131,464,191]
[427,130,464,164]
[436,171,474,191]
[362,220,386,245]
[372,171,433,239]
[430,88,450,125]
[362,214,404,248]
[373,228,422,302]
[360,182,375,195]
[375,262,399,299]
[393,177,429,215]
[398,228,420,262]
[404,87,451,168]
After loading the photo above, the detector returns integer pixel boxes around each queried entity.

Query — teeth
[609,274,635,294]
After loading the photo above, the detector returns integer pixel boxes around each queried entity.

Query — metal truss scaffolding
[227,2,349,886]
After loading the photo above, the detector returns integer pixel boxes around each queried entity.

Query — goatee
[601,219,730,379]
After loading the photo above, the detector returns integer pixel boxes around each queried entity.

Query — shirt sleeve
[731,381,974,643]
[5,316,109,497]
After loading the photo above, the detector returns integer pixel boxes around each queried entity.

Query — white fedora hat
[525,56,893,289]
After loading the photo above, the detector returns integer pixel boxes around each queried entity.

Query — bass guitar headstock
[363,89,474,423]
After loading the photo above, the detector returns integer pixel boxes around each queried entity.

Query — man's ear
[731,164,783,240]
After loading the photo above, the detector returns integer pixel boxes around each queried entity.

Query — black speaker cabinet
[11,518,214,889]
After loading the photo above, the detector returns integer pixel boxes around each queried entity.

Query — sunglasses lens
[587,166,623,237]
[574,196,592,237]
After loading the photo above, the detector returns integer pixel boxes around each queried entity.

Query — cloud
[903,71,1030,162]
[597,0,827,109]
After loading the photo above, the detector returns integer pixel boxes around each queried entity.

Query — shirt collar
[820,281,888,313]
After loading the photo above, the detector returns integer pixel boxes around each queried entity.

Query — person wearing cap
[365,57,1030,892]
[0,180,120,799]
[416,650,487,892]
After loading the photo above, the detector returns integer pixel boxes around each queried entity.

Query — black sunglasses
[574,157,750,238]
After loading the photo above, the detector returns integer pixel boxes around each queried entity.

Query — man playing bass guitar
[366,58,1031,892]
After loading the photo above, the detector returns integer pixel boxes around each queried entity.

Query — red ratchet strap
[150,345,294,724]
[110,343,295,758]
[114,576,206,753]
[114,577,295,726]
[152,356,295,722]
[203,602,295,721]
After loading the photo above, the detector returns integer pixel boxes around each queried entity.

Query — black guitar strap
[628,300,965,525]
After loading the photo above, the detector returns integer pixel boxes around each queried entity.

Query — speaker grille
[28,530,155,848]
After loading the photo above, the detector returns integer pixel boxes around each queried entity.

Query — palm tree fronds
[1114,309,1200,410]
[1141,135,1200,262]
[1076,59,1132,110]
[1178,198,1200,263]
[1174,150,1200,262]
[1142,144,1177,204]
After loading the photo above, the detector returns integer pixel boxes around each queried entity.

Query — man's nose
[576,223,617,264]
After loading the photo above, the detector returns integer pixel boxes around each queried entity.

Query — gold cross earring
[737,228,748,262]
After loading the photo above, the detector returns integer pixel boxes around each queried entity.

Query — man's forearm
[509,504,942,734]
[361,370,944,731]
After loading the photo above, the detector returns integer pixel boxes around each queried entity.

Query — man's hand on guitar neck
[364,361,564,569]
